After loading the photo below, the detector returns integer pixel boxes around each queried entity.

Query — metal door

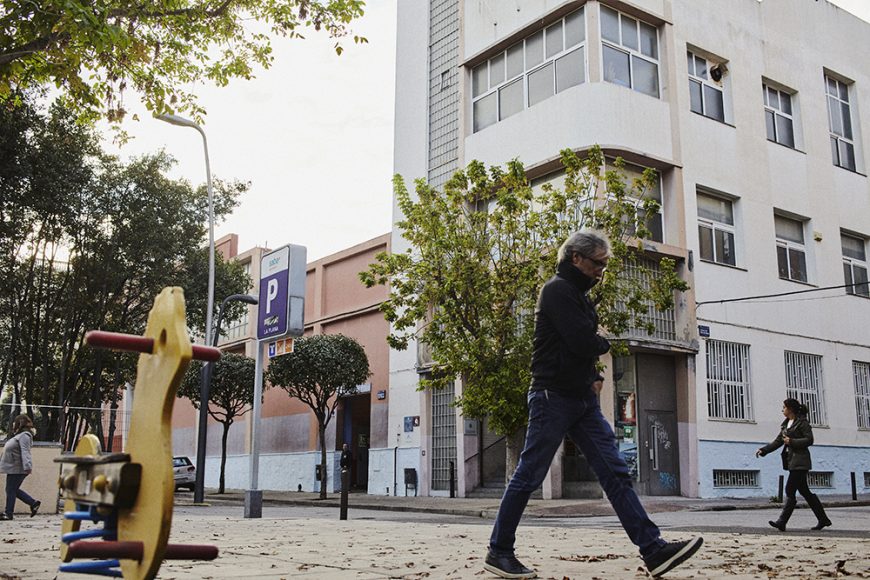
[636,354,680,496]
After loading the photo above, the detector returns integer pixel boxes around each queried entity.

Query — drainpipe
[393,445,398,497]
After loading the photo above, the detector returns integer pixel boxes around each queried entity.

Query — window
[807,472,833,488]
[471,9,586,132]
[601,6,659,98]
[687,51,724,122]
[784,351,827,426]
[775,215,807,283]
[763,83,795,148]
[706,340,753,421]
[853,361,870,429]
[842,233,869,297]
[826,75,856,171]
[697,192,736,266]
[713,470,759,488]
[608,160,663,243]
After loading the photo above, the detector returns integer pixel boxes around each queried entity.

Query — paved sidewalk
[178,488,870,519]
[2,503,868,579]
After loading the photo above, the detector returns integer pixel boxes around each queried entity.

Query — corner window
[601,6,659,98]
[687,51,725,122]
[608,160,663,243]
[774,215,807,283]
[763,83,796,148]
[697,192,736,266]
[842,233,869,297]
[826,75,856,171]
[471,8,586,133]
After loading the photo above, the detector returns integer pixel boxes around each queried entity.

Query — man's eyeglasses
[582,254,610,269]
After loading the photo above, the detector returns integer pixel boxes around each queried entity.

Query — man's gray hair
[557,230,610,263]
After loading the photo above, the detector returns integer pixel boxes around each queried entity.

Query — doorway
[338,393,371,489]
[615,353,680,496]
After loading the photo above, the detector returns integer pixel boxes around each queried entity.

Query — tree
[179,353,256,493]
[360,147,688,477]
[0,1,366,129]
[265,334,370,499]
[0,94,251,447]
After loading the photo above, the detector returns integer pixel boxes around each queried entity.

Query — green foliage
[266,333,369,498]
[361,147,689,439]
[266,334,370,420]
[179,352,256,493]
[0,1,367,130]
[0,94,251,445]
[179,353,256,417]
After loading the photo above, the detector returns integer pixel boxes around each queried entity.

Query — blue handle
[59,559,122,577]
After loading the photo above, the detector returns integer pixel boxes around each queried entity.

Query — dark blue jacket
[530,260,611,397]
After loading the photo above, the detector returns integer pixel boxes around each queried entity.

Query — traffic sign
[257,244,306,341]
[267,338,295,358]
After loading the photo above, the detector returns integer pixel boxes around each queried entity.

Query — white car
[172,456,196,491]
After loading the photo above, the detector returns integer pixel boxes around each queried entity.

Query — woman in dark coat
[756,398,831,531]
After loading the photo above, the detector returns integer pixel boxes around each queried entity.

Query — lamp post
[156,113,216,505]
[194,292,259,502]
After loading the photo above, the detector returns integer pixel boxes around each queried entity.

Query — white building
[386,0,870,499]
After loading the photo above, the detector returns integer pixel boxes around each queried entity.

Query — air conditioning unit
[710,63,728,82]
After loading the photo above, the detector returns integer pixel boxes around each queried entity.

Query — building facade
[390,0,870,498]
[171,233,392,493]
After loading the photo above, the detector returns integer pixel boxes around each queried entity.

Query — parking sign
[257,244,306,341]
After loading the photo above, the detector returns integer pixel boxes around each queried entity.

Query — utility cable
[695,281,865,308]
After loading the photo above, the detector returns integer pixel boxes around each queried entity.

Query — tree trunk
[504,427,525,484]
[219,419,232,494]
[318,422,328,499]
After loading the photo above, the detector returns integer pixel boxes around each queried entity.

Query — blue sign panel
[698,325,711,338]
[257,245,307,341]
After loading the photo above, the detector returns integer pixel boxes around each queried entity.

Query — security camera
[710,63,728,82]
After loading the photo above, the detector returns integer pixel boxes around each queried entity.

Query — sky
[106,1,399,262]
[102,0,869,262]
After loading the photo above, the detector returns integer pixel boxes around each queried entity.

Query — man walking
[484,230,703,579]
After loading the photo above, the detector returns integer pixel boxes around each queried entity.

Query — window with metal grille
[706,340,753,421]
[808,471,833,488]
[853,361,870,429]
[784,351,827,426]
[713,470,759,488]
[865,472,870,487]
[616,256,676,341]
[429,380,457,491]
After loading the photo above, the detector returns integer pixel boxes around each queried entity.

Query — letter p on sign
[266,279,278,313]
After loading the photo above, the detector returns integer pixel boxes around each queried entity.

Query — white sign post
[245,244,306,519]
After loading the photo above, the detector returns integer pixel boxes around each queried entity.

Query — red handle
[66,541,219,561]
[67,540,143,560]
[85,331,221,362]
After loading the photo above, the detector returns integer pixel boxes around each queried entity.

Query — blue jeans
[489,389,665,558]
[4,473,36,516]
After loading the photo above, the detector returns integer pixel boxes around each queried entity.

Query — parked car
[172,456,196,491]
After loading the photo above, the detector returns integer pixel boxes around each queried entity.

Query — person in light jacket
[756,398,831,531]
[0,414,41,520]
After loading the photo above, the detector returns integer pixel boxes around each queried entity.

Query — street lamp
[156,113,216,505]
[197,293,258,499]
